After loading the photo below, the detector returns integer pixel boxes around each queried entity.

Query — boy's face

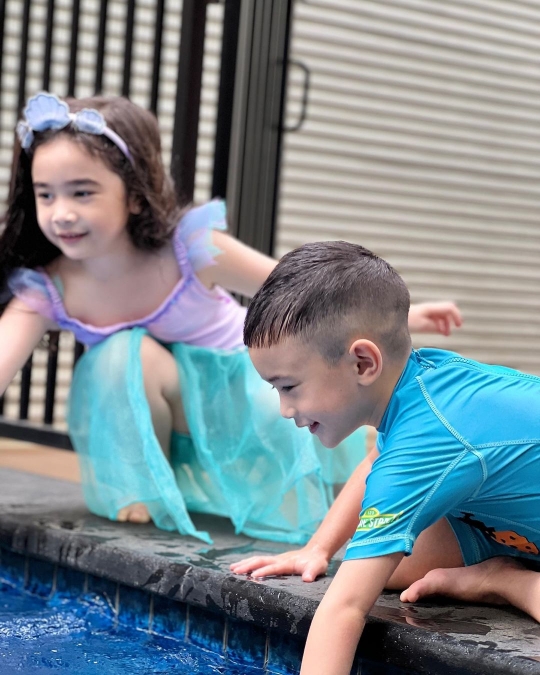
[249,338,373,448]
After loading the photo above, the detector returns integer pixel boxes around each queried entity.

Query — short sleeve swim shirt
[344,349,540,564]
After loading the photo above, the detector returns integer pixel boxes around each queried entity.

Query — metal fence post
[225,0,293,256]
[170,0,210,203]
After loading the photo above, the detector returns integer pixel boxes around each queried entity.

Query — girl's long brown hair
[0,95,189,302]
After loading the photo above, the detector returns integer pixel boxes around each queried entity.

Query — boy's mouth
[308,422,320,434]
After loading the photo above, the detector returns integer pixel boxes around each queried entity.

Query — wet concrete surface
[1,468,540,674]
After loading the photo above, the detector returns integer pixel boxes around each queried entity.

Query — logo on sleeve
[356,507,402,531]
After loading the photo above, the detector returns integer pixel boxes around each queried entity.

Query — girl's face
[32,136,138,261]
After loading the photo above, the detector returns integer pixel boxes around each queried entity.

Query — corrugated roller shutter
[277,0,540,374]
[0,0,222,426]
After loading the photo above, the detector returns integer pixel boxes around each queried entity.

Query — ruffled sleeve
[176,200,227,272]
[7,268,57,322]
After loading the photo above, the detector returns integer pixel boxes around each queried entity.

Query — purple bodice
[8,200,247,349]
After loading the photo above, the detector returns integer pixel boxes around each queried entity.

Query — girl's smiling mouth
[57,232,88,243]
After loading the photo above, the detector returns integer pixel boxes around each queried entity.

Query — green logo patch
[356,507,402,531]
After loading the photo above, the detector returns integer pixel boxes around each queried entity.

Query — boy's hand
[230,543,330,582]
[408,301,462,336]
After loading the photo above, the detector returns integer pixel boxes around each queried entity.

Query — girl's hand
[408,301,462,336]
[230,543,330,582]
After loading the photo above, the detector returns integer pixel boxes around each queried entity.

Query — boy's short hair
[244,241,411,363]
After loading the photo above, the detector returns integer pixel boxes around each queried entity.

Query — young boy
[230,241,540,675]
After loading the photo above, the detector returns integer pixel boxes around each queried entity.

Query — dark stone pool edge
[1,512,539,675]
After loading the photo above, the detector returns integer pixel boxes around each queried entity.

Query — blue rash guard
[344,349,540,567]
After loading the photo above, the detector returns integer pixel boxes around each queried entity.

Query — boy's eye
[270,384,296,393]
[74,190,93,198]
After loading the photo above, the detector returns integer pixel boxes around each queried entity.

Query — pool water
[0,579,265,674]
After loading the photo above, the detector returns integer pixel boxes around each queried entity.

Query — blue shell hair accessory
[16,92,134,165]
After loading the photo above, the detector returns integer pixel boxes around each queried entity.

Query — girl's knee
[140,336,173,373]
[140,336,180,397]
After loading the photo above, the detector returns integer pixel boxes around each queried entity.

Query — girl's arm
[0,298,55,396]
[196,231,276,298]
[201,232,463,336]
[409,301,462,335]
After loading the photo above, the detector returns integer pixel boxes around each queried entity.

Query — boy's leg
[117,336,188,523]
[385,517,463,590]
[402,557,540,622]
[387,517,540,623]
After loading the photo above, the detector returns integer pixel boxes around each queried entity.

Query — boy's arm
[230,446,378,581]
[0,299,54,395]
[301,553,403,675]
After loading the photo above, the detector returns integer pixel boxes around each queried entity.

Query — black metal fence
[0,0,294,449]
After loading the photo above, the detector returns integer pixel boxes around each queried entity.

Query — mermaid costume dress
[8,201,367,544]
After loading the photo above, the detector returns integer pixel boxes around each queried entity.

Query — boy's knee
[385,560,421,590]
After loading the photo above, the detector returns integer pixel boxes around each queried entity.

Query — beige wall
[277,0,540,374]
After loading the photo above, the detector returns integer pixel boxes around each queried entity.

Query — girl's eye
[75,190,93,198]
[36,192,52,201]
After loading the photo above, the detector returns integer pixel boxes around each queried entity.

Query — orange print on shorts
[458,512,539,556]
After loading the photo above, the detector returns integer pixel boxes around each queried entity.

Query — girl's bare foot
[117,502,151,524]
[400,557,524,606]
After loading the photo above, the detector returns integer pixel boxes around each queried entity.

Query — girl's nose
[52,199,77,226]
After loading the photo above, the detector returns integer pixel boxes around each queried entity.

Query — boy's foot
[400,557,523,606]
[117,503,151,524]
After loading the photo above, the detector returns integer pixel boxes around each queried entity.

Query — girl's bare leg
[117,336,187,524]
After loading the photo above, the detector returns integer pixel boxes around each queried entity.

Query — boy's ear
[349,339,383,385]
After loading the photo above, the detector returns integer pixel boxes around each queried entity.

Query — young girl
[0,92,462,544]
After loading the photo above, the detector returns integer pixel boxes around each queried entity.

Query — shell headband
[16,92,134,165]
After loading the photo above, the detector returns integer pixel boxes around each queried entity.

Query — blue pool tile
[55,564,86,596]
[226,617,267,666]
[25,558,55,597]
[151,594,187,639]
[118,584,151,631]
[0,548,26,585]
[266,630,304,675]
[87,573,118,611]
[187,604,226,654]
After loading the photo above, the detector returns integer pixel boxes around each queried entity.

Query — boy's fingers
[230,556,279,573]
[250,562,291,578]
[302,561,327,582]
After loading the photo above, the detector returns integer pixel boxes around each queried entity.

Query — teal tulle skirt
[68,328,367,544]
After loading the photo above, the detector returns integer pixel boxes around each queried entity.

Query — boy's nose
[280,401,296,420]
